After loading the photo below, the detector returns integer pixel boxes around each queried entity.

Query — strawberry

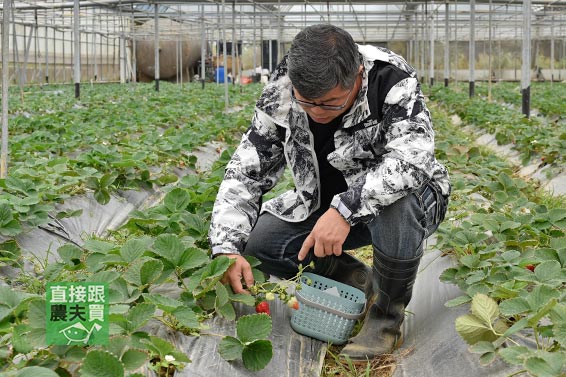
[265,292,275,301]
[255,301,271,315]
[287,297,299,310]
[525,264,535,272]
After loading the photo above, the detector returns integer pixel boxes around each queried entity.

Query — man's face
[292,74,360,124]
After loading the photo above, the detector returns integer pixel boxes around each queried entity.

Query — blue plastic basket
[290,272,366,345]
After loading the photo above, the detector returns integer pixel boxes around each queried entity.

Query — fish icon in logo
[59,322,102,345]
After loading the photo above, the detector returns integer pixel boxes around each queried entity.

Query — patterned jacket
[209,44,451,256]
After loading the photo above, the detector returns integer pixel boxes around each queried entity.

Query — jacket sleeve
[331,77,436,225]
[208,110,286,256]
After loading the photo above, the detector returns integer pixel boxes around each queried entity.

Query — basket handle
[295,291,366,320]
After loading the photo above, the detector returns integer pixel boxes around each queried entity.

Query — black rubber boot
[313,252,372,295]
[340,247,422,360]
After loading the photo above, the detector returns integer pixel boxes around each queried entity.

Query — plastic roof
[3,1,566,43]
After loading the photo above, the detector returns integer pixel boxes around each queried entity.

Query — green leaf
[217,302,236,321]
[94,189,111,205]
[120,237,152,263]
[498,346,529,366]
[478,351,496,366]
[0,203,14,225]
[534,260,562,282]
[469,340,495,354]
[172,307,199,329]
[525,354,564,377]
[57,244,83,265]
[549,237,566,250]
[83,239,115,254]
[127,303,156,332]
[164,188,190,213]
[499,297,530,316]
[503,317,529,337]
[218,336,243,361]
[471,293,499,326]
[100,173,118,188]
[27,299,46,329]
[13,324,34,354]
[229,293,256,307]
[121,349,148,371]
[178,248,209,271]
[16,366,60,377]
[526,285,561,311]
[242,339,273,371]
[153,234,184,265]
[237,314,272,343]
[80,350,124,377]
[215,282,229,308]
[548,208,566,223]
[553,323,566,348]
[445,295,472,308]
[140,259,163,286]
[142,293,183,312]
[455,314,496,345]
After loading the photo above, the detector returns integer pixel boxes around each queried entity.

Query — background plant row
[0,83,260,239]
[428,98,566,376]
[1,83,274,376]
[428,84,566,169]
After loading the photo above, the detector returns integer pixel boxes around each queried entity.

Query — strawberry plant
[429,101,566,376]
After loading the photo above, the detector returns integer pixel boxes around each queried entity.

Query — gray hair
[288,24,360,99]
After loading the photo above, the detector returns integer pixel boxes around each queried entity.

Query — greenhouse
[1,1,566,376]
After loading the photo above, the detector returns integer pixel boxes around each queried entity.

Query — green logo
[46,282,109,345]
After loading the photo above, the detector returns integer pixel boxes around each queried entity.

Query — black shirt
[308,113,348,209]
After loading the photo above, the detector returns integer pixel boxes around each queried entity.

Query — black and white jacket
[209,44,451,256]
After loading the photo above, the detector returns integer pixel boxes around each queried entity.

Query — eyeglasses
[291,84,355,111]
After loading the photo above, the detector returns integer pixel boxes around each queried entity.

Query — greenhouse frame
[1,1,566,377]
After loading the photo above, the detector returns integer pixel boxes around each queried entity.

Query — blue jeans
[243,182,448,279]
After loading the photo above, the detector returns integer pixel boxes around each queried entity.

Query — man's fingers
[241,262,255,289]
[298,235,314,261]
[313,240,325,258]
[332,243,343,256]
[230,274,247,294]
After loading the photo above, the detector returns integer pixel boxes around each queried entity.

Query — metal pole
[429,6,435,87]
[488,0,492,100]
[201,4,206,88]
[1,0,11,178]
[222,0,229,108]
[444,1,449,87]
[252,2,257,80]
[154,4,160,91]
[73,0,80,98]
[232,0,236,85]
[521,0,532,118]
[550,15,555,84]
[469,0,476,97]
[454,0,458,87]
[45,22,49,83]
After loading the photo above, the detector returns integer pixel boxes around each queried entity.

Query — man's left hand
[298,208,350,261]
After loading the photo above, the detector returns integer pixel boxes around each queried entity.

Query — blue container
[215,67,225,83]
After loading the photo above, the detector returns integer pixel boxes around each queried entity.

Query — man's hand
[298,208,350,261]
[221,254,255,294]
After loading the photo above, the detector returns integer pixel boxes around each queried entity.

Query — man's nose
[309,106,326,116]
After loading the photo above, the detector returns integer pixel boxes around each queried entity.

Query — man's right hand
[221,254,255,294]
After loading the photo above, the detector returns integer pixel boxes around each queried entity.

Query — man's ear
[358,65,364,74]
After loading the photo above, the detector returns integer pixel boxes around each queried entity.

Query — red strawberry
[255,301,271,315]
[525,264,535,272]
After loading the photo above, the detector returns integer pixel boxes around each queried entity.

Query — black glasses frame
[291,84,355,111]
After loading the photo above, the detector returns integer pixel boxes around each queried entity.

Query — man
[208,24,450,360]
